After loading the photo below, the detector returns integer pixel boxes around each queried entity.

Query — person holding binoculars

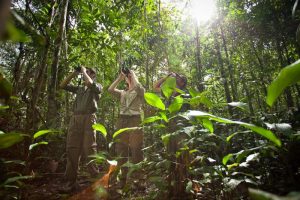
[108,67,145,188]
[59,66,103,192]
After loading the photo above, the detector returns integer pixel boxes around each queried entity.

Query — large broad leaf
[0,133,24,149]
[112,127,140,139]
[267,59,300,106]
[33,129,58,139]
[161,77,176,99]
[144,92,165,110]
[142,116,163,124]
[0,73,12,100]
[168,96,183,113]
[202,119,214,133]
[222,154,233,165]
[185,110,281,147]
[189,89,212,108]
[92,123,107,138]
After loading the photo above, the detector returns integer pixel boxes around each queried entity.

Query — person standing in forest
[59,66,102,192]
[153,72,190,198]
[108,67,145,188]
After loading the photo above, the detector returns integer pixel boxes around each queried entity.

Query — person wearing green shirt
[59,66,102,192]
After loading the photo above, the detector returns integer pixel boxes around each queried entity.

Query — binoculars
[74,66,81,72]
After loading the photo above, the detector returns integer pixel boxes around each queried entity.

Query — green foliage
[249,188,300,200]
[144,92,166,110]
[267,59,300,106]
[184,110,281,147]
[161,77,176,99]
[0,73,12,101]
[0,132,24,149]
[112,127,140,139]
[33,129,58,139]
[92,123,107,138]
[29,141,48,150]
[168,95,183,113]
[0,176,33,188]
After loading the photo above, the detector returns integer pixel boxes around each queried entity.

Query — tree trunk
[214,30,233,116]
[219,23,237,101]
[195,25,203,91]
[276,37,294,108]
[12,43,24,95]
[47,0,70,128]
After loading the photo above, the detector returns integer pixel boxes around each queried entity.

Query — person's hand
[167,72,176,77]
[118,72,126,80]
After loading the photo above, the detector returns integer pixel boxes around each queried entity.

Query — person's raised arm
[82,66,93,87]
[153,72,176,92]
[108,73,125,96]
[59,71,79,89]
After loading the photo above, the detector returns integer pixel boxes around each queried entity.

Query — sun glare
[188,0,217,23]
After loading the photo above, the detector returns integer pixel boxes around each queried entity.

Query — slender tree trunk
[214,30,233,116]
[219,24,237,100]
[195,25,203,91]
[276,37,294,108]
[250,39,268,96]
[241,76,254,115]
[144,0,150,90]
[24,39,50,161]
[12,43,24,95]
[47,0,70,128]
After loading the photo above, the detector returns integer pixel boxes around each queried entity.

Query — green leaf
[161,134,171,146]
[159,112,168,122]
[6,21,31,43]
[0,133,24,149]
[144,92,165,110]
[3,160,25,166]
[0,73,12,100]
[248,188,300,200]
[227,163,239,170]
[29,141,48,150]
[226,131,251,142]
[33,129,58,139]
[0,105,9,110]
[92,123,107,138]
[185,110,281,147]
[2,175,33,186]
[168,96,183,113]
[223,154,233,165]
[189,89,212,107]
[112,127,140,139]
[202,119,214,133]
[142,116,162,124]
[161,77,176,99]
[267,59,300,106]
[228,102,249,112]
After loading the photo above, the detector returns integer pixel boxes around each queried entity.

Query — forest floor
[20,168,148,200]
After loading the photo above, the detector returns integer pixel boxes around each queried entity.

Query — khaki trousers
[65,114,97,183]
[115,115,143,181]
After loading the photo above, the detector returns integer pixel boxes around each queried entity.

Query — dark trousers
[65,114,98,184]
[114,115,143,182]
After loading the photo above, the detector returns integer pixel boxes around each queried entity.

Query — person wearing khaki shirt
[108,68,145,187]
[60,66,102,192]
